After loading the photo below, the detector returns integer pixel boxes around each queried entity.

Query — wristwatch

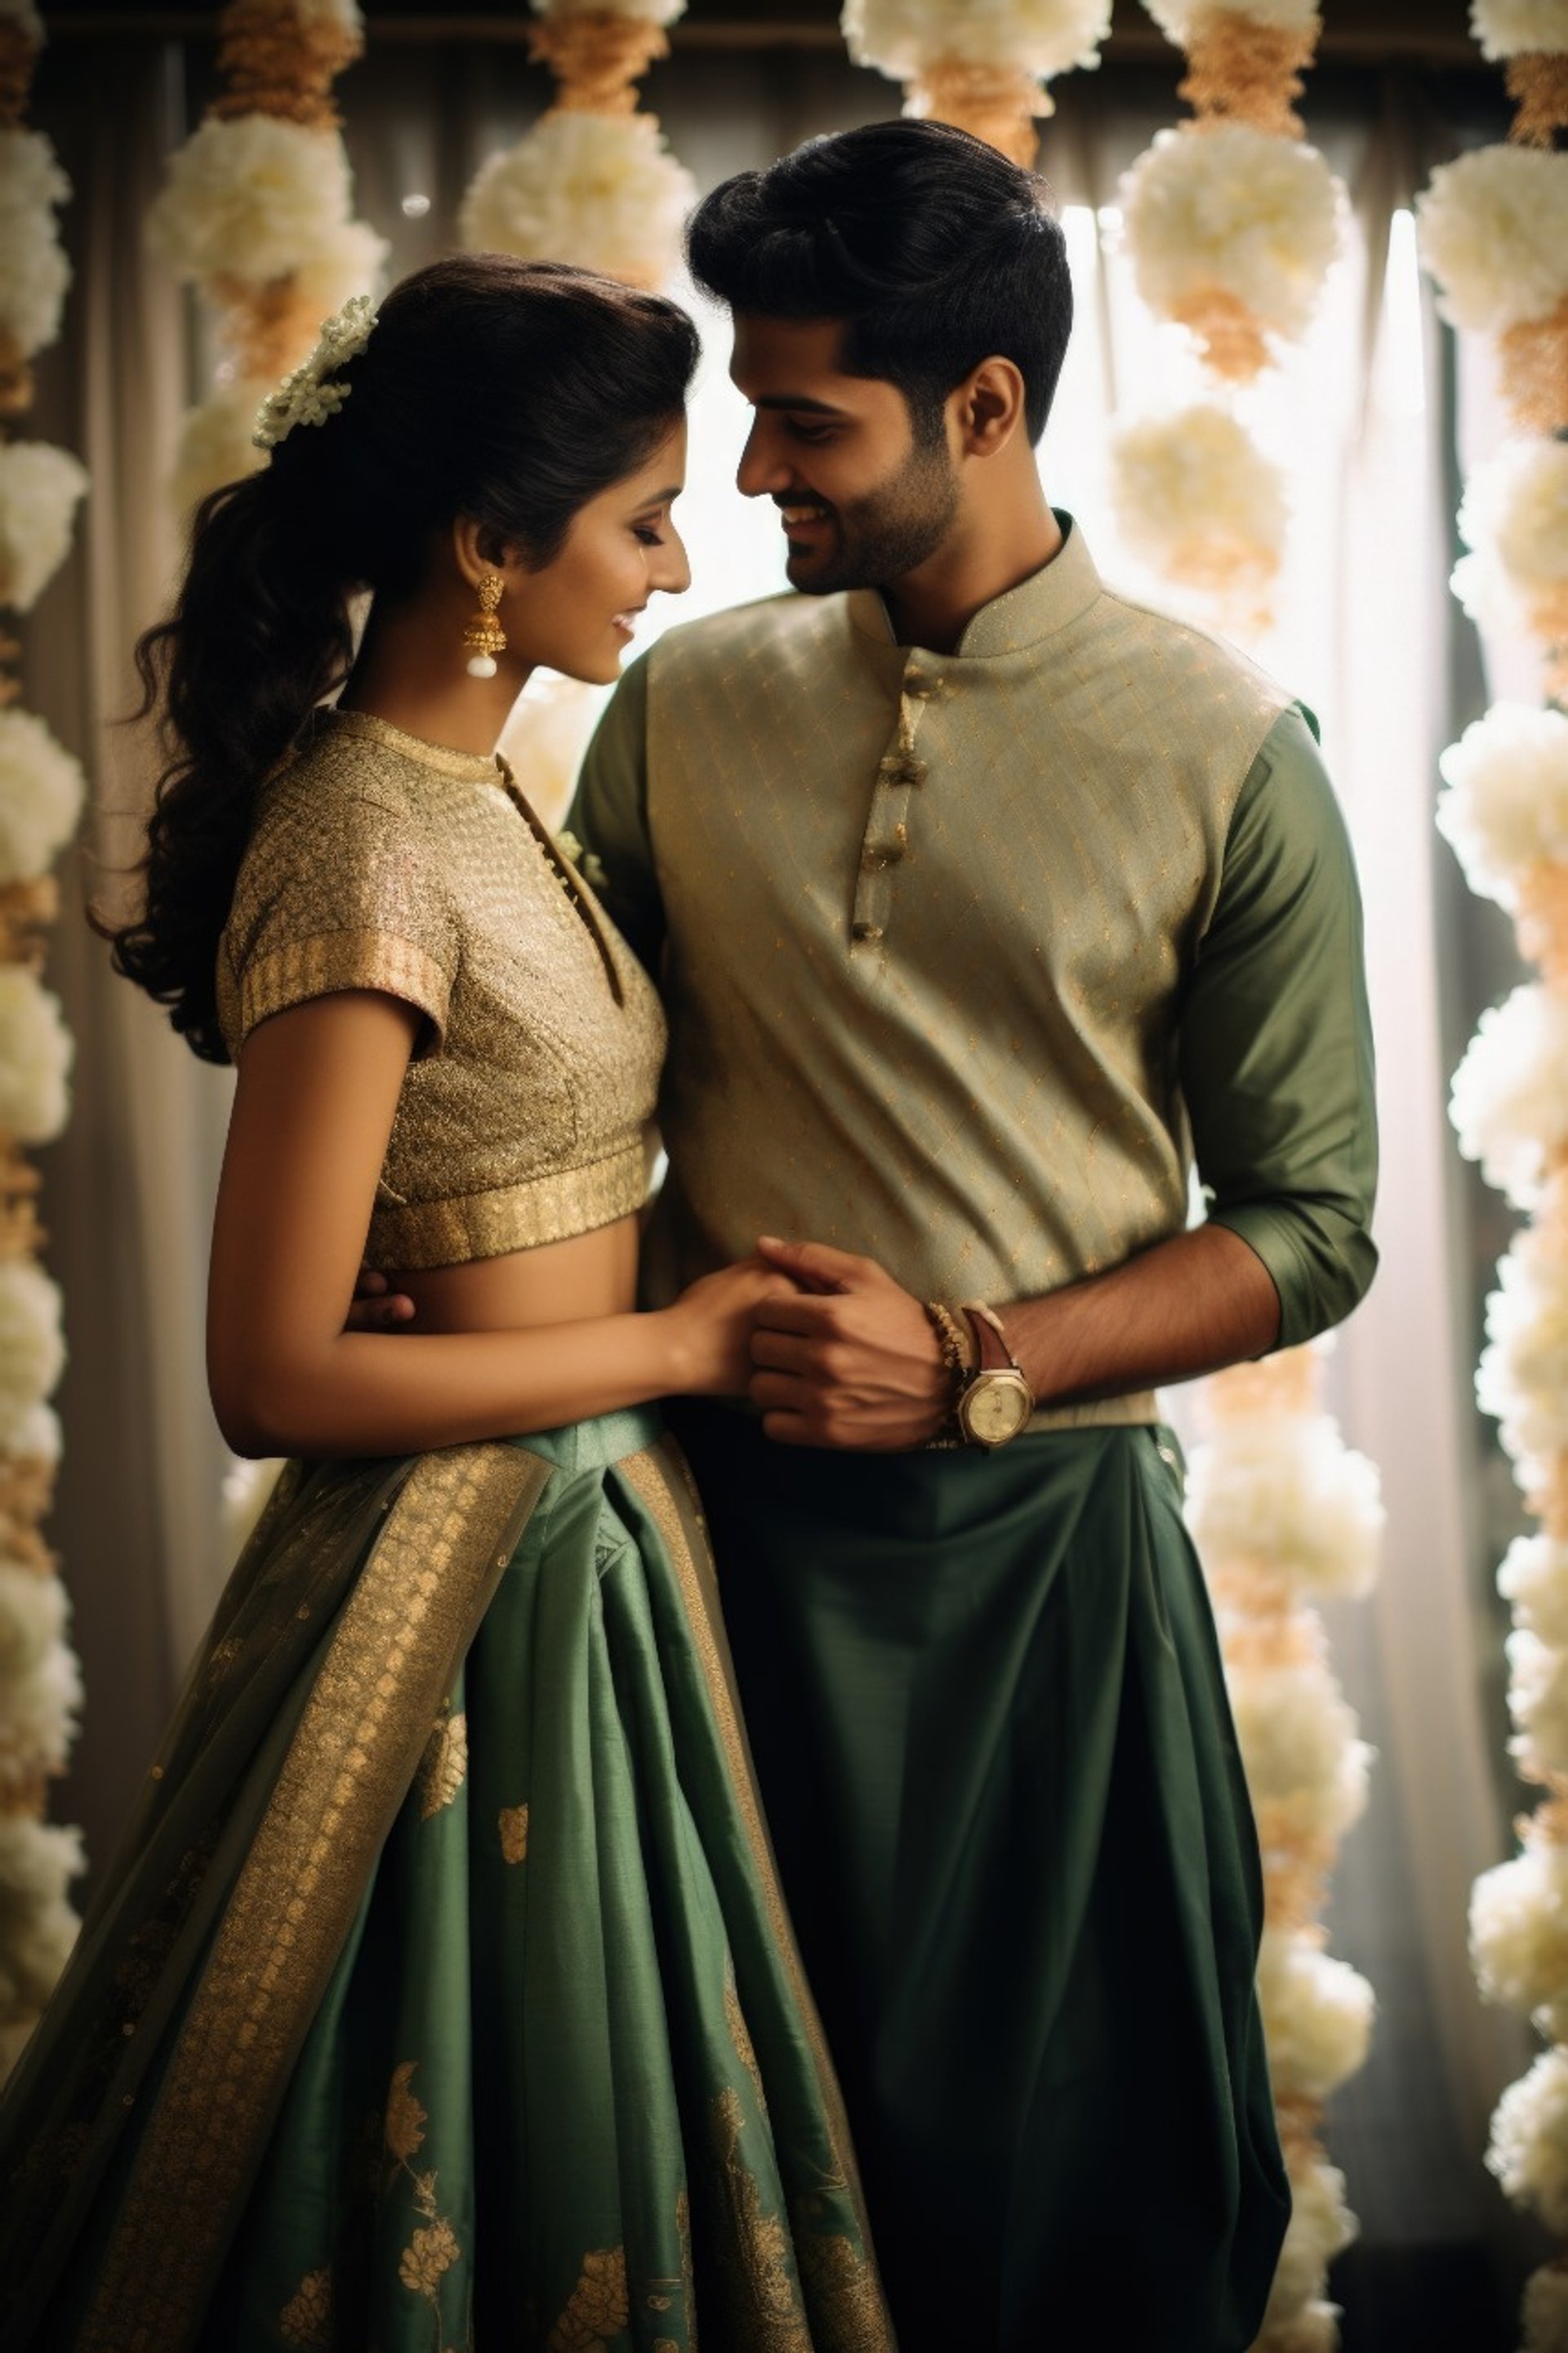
[956,1303,1035,1447]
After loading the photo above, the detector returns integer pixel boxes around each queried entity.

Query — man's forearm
[1004,1223,1282,1407]
[746,1223,1283,1451]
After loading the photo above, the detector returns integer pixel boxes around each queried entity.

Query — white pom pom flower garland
[1110,2,1344,639]
[0,0,88,2082]
[840,0,1111,167]
[149,0,383,510]
[460,0,693,296]
[1185,1344,1380,2346]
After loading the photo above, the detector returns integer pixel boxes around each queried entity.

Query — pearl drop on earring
[461,572,506,681]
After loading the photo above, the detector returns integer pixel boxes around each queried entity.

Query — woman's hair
[107,254,698,1064]
[687,120,1071,448]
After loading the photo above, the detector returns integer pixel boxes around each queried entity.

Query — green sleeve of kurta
[1183,703,1378,1349]
[568,651,666,975]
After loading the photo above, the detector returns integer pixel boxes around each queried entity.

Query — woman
[0,256,893,2353]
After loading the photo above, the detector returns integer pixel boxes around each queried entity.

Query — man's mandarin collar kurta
[574,515,1377,1421]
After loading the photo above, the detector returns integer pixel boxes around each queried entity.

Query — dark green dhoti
[670,1403,1290,2353]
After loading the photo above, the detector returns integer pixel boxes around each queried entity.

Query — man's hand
[747,1237,951,1451]
[345,1267,416,1332]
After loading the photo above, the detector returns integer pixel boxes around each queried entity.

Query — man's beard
[785,432,960,596]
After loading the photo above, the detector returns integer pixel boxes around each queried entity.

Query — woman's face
[512,420,691,685]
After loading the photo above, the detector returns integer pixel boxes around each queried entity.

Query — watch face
[962,1374,1032,1446]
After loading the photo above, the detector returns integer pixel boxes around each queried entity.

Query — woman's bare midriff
[389,1214,641,1334]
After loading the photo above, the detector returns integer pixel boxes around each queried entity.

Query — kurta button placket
[852,661,941,948]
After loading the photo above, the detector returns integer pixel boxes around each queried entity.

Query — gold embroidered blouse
[216,707,666,1270]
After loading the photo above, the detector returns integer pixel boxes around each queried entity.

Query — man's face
[729,315,960,595]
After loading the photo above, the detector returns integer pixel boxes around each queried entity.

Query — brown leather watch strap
[961,1303,1013,1374]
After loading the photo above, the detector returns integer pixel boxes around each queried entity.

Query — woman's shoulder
[251,711,429,853]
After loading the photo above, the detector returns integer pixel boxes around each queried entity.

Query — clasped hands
[743,1237,951,1451]
[350,1237,952,1451]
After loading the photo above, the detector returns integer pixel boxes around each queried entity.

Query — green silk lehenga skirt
[0,1410,894,2353]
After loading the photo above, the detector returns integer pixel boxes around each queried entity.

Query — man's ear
[954,357,1028,457]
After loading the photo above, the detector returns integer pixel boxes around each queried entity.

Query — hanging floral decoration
[1107,402,1288,635]
[840,0,1111,167]
[1107,2,1343,633]
[1185,1345,1383,2351]
[1421,15,1568,2333]
[1452,437,1568,702]
[460,2,697,832]
[0,0,87,2088]
[148,0,385,513]
[458,0,695,293]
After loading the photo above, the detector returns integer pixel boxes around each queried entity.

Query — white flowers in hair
[0,711,84,891]
[1437,703,1568,909]
[0,1259,64,1455]
[460,113,695,295]
[1417,146,1568,336]
[1143,0,1321,34]
[1489,2046,1568,2234]
[149,115,385,303]
[0,970,72,1149]
[1472,1843,1568,2041]
[0,127,71,368]
[1108,404,1287,580]
[1184,1411,1383,1598]
[253,293,377,452]
[0,439,88,616]
[1451,984,1568,1209]
[842,0,1111,80]
[1472,0,1568,59]
[1120,123,1343,344]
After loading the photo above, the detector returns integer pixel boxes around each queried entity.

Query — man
[565,118,1375,2353]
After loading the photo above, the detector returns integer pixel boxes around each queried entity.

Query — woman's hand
[661,1257,803,1397]
[346,1268,416,1331]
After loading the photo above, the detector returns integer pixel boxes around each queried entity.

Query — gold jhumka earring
[462,573,507,679]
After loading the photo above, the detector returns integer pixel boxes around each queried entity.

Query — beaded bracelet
[921,1299,969,1448]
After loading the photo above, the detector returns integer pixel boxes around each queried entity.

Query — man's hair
[686,119,1072,445]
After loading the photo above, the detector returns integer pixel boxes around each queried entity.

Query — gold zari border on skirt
[78,1442,549,2353]
[618,1443,897,2353]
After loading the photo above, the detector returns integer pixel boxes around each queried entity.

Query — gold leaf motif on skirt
[398,2217,461,2297]
[499,1801,529,1863]
[795,2221,893,2351]
[384,2060,427,2162]
[280,2266,333,2347]
[546,2245,630,2350]
[417,1705,468,1818]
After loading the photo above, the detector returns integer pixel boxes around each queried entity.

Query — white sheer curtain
[26,27,1530,2324]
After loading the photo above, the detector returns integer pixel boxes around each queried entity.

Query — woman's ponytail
[105,460,356,1063]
